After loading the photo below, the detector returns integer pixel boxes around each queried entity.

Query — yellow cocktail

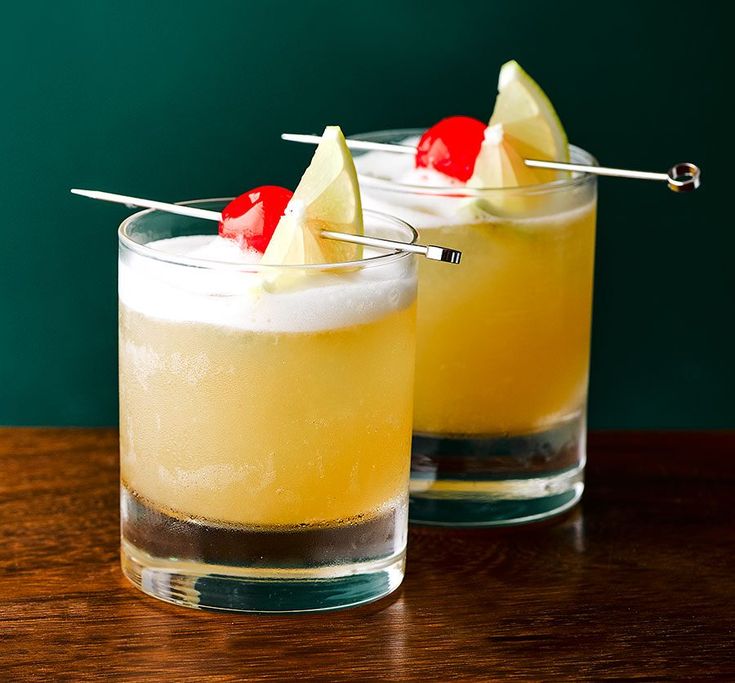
[414,201,596,436]
[356,133,597,526]
[120,298,415,527]
[118,202,418,610]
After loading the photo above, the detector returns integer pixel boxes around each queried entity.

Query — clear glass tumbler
[118,200,418,611]
[354,131,598,526]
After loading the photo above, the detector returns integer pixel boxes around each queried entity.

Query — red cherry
[415,116,487,182]
[219,185,293,253]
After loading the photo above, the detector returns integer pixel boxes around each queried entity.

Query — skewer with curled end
[281,133,702,193]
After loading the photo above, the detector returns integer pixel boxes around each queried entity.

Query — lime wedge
[469,60,568,190]
[262,126,363,265]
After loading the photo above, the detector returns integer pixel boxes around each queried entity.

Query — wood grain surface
[1,429,734,681]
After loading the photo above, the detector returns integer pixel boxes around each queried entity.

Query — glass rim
[352,128,598,196]
[118,199,419,272]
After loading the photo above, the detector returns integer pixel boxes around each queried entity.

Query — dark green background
[0,1,731,427]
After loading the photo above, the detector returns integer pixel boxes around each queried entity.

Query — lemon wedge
[490,60,569,168]
[471,123,541,188]
[262,126,363,265]
[469,60,568,190]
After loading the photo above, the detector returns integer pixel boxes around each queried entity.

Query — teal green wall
[0,1,731,427]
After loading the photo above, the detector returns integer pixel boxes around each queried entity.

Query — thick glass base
[120,488,406,613]
[410,413,585,527]
[121,541,405,613]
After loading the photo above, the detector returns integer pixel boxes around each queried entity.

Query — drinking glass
[355,131,597,526]
[118,200,418,611]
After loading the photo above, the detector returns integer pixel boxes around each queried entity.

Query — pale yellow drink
[413,202,596,436]
[356,134,597,526]
[117,202,418,611]
[119,299,416,527]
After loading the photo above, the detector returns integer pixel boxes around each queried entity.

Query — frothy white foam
[165,234,262,264]
[354,137,595,230]
[119,235,415,333]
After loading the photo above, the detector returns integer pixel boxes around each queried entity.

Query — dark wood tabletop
[1,429,734,681]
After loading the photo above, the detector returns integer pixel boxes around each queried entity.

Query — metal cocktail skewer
[69,189,462,264]
[281,133,701,193]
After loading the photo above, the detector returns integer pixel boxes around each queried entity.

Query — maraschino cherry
[415,116,487,182]
[219,185,293,253]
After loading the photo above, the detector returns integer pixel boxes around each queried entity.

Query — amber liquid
[413,202,596,437]
[119,301,416,530]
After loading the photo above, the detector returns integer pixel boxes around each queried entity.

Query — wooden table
[1,429,733,681]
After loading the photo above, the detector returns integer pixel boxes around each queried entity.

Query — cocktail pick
[70,189,462,264]
[281,133,701,193]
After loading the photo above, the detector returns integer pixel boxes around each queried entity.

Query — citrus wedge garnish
[490,60,569,168]
[469,60,569,190]
[470,123,542,188]
[262,126,363,265]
